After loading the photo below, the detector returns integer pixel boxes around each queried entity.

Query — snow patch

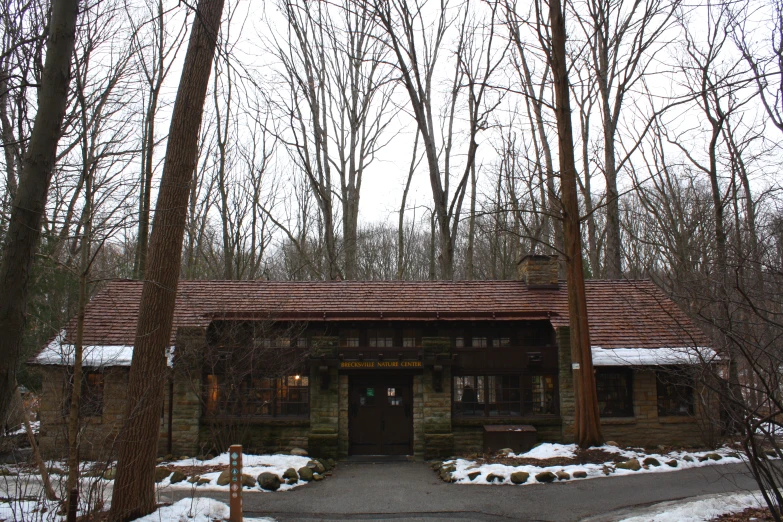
[132,498,275,522]
[35,331,174,368]
[618,491,765,522]
[591,346,718,366]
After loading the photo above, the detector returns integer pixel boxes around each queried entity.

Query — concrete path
[166,461,762,522]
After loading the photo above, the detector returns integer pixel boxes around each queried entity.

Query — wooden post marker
[229,444,243,522]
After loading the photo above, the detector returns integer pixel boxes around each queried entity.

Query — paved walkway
[166,461,762,521]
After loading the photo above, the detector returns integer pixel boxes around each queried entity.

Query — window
[81,372,104,417]
[454,374,557,417]
[497,337,511,347]
[472,337,488,348]
[403,330,418,348]
[596,369,634,417]
[657,370,694,416]
[453,376,485,416]
[203,374,309,417]
[341,329,359,348]
[296,338,307,348]
[488,376,521,416]
[368,329,393,348]
[529,375,556,415]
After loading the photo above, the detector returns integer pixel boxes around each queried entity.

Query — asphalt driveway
[166,460,761,521]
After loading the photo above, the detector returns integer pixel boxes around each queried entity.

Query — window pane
[453,376,484,416]
[472,337,487,348]
[488,375,521,416]
[277,374,309,416]
[528,375,556,415]
[341,329,359,348]
[81,372,104,417]
[455,337,464,348]
[596,369,634,417]
[657,371,694,416]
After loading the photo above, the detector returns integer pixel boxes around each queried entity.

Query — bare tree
[368,0,505,280]
[0,0,80,430]
[109,0,225,516]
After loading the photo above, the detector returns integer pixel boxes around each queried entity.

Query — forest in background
[0,0,780,398]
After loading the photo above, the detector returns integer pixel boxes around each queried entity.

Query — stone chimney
[517,254,560,288]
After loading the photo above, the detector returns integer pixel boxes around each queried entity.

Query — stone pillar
[338,374,349,458]
[422,366,454,459]
[557,326,575,443]
[412,375,424,457]
[308,365,339,459]
[164,326,206,457]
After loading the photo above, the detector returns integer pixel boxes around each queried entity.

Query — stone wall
[37,366,129,460]
[338,374,349,458]
[422,366,453,459]
[412,375,424,457]
[600,369,708,447]
[308,365,339,459]
[453,418,563,455]
[198,421,309,455]
[557,326,575,443]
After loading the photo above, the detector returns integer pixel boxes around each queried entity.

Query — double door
[349,375,413,455]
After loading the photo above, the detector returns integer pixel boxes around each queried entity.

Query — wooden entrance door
[349,375,413,455]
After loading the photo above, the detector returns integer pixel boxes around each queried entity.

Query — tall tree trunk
[548,0,604,448]
[466,163,477,280]
[397,133,418,280]
[0,0,80,425]
[65,169,91,516]
[108,0,224,518]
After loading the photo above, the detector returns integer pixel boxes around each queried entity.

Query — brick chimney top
[517,254,560,289]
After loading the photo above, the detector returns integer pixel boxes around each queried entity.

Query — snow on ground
[618,491,765,522]
[446,444,747,485]
[6,420,40,436]
[132,498,275,522]
[160,453,314,492]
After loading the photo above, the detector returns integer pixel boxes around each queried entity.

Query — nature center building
[33,256,716,460]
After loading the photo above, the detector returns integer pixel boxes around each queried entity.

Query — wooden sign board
[229,444,242,522]
[339,361,422,369]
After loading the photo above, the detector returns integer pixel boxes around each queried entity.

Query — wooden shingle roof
[48,279,709,350]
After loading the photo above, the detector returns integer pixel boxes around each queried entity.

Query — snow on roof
[591,346,718,366]
[34,331,173,368]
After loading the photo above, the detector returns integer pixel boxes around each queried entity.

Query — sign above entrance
[340,360,422,369]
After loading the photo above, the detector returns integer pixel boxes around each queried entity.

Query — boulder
[510,471,529,484]
[187,475,200,483]
[439,467,456,482]
[327,458,336,469]
[467,471,481,481]
[727,452,741,459]
[556,471,570,481]
[82,469,103,478]
[283,468,299,481]
[102,469,116,480]
[706,453,722,461]
[429,461,442,470]
[606,441,619,447]
[257,472,281,491]
[154,467,171,483]
[242,474,256,488]
[615,459,641,471]
[572,471,587,479]
[307,460,325,474]
[313,473,323,481]
[298,466,314,482]
[317,458,332,471]
[205,454,214,460]
[535,471,556,483]
[290,447,308,457]
[217,469,231,486]
[197,478,210,486]
[170,471,187,484]
[486,473,503,483]
[643,457,661,467]
[683,455,694,462]
[665,460,678,468]
[497,448,514,456]
[765,449,777,457]
[180,456,190,461]
[286,478,298,485]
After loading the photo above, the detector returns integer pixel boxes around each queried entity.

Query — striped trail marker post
[229,444,243,522]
